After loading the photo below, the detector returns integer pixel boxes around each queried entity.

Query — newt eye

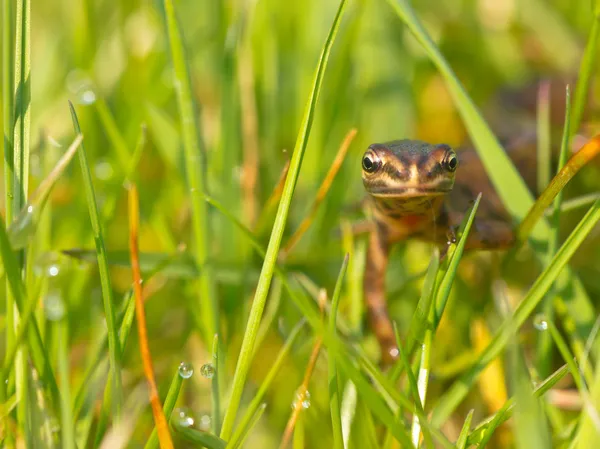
[362,152,381,173]
[443,152,458,172]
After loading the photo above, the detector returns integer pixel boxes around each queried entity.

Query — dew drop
[8,204,36,250]
[94,159,114,181]
[388,347,399,359]
[533,314,548,331]
[173,408,194,428]
[44,292,66,321]
[292,388,311,409]
[48,265,60,277]
[178,362,194,379]
[78,89,97,105]
[34,252,64,278]
[199,414,211,431]
[200,363,215,379]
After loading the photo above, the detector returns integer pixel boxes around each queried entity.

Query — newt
[361,139,535,365]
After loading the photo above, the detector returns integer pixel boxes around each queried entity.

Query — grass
[1,0,600,448]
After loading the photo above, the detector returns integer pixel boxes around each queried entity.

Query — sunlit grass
[1,0,600,448]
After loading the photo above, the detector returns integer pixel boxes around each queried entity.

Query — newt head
[361,139,458,199]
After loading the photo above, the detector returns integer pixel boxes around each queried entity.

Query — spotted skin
[362,139,522,365]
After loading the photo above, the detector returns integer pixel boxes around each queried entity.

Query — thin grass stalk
[537,85,571,377]
[11,0,30,436]
[570,3,600,136]
[211,334,221,435]
[219,0,348,439]
[69,102,123,416]
[328,255,349,449]
[1,0,14,436]
[145,365,188,449]
[161,0,217,345]
[58,317,75,449]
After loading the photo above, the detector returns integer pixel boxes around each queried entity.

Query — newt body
[362,139,527,364]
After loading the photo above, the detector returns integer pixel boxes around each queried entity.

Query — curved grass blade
[69,101,123,415]
[431,198,600,426]
[219,0,349,439]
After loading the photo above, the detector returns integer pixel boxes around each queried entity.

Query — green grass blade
[475,401,512,448]
[94,98,129,168]
[537,80,551,193]
[570,2,600,136]
[537,85,571,377]
[403,249,439,357]
[2,2,14,420]
[467,364,569,446]
[434,194,481,322]
[58,319,75,449]
[329,254,349,449]
[395,326,433,449]
[227,320,306,449]
[161,0,217,345]
[509,330,552,448]
[575,346,600,449]
[69,102,122,416]
[173,424,227,449]
[230,403,267,449]
[145,364,190,449]
[0,211,59,404]
[211,334,221,435]
[219,0,348,439]
[455,409,473,449]
[432,198,600,425]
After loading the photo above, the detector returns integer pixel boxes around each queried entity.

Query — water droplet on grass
[94,159,114,181]
[173,408,194,427]
[199,414,211,431]
[292,389,311,409]
[533,314,548,331]
[200,363,215,379]
[178,362,194,379]
[44,292,66,321]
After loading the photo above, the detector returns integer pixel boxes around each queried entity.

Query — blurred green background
[1,0,600,447]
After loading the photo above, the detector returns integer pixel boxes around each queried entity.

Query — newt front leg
[364,223,398,365]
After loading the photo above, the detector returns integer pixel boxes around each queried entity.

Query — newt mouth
[366,186,452,197]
